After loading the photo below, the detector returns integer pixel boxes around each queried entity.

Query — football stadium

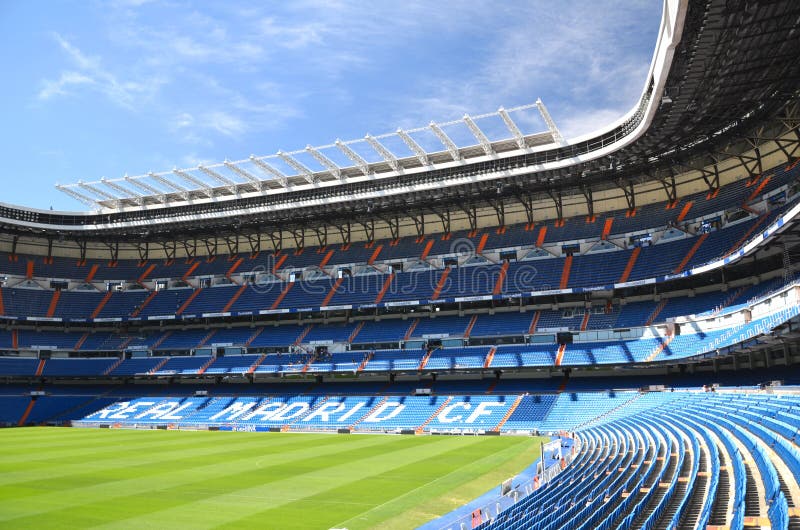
[2,0,800,528]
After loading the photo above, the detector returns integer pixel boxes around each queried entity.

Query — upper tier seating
[0,204,789,322]
[1,166,794,290]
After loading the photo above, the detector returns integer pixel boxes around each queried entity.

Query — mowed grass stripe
[0,429,541,530]
[377,436,546,529]
[0,429,167,454]
[0,430,401,523]
[334,436,541,529]
[90,436,492,530]
[224,436,540,530]
[0,429,351,490]
[0,428,232,464]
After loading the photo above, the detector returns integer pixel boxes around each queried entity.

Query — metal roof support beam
[461,204,477,233]
[412,213,425,238]
[660,172,677,204]
[365,134,399,171]
[162,240,176,261]
[105,241,119,262]
[249,156,289,187]
[536,99,564,145]
[75,239,87,262]
[278,151,318,184]
[305,145,342,180]
[463,115,494,156]
[335,140,370,176]
[434,208,451,234]
[172,169,212,197]
[517,194,535,225]
[223,236,238,256]
[245,233,261,255]
[338,221,351,247]
[204,237,218,258]
[488,199,505,228]
[580,186,594,221]
[290,229,305,250]
[498,107,526,149]
[151,172,191,200]
[268,231,282,254]
[313,225,328,248]
[378,215,400,241]
[547,189,564,223]
[136,241,149,262]
[616,180,636,212]
[77,181,118,202]
[397,129,430,166]
[55,185,97,208]
[124,175,163,197]
[182,239,197,260]
[197,165,237,191]
[359,219,375,244]
[429,122,461,161]
[224,160,262,190]
[100,178,143,201]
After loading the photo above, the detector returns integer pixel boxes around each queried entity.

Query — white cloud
[384,1,658,139]
[37,71,94,100]
[171,110,247,139]
[38,33,163,110]
[207,111,247,137]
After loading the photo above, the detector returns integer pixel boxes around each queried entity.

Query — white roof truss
[124,175,164,196]
[365,134,399,171]
[54,185,97,208]
[335,140,370,176]
[498,107,526,149]
[305,145,342,180]
[535,99,564,145]
[396,129,430,166]
[78,180,117,202]
[249,156,289,187]
[151,172,190,200]
[463,114,494,156]
[429,122,461,161]
[100,178,143,205]
[55,100,563,210]
[278,151,318,184]
[197,164,237,192]
[224,160,263,190]
[172,169,212,197]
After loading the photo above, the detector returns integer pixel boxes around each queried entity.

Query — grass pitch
[0,428,543,529]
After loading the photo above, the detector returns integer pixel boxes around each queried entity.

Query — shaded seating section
[247,325,306,348]
[0,357,39,376]
[302,322,360,343]
[424,346,491,370]
[154,329,214,352]
[353,319,414,344]
[41,358,117,377]
[469,312,534,337]
[202,354,262,374]
[362,349,425,372]
[409,315,473,338]
[152,356,209,375]
[490,344,556,368]
[108,357,162,376]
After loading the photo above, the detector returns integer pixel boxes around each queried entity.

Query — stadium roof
[55,100,563,211]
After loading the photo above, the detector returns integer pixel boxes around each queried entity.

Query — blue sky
[0,0,660,211]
